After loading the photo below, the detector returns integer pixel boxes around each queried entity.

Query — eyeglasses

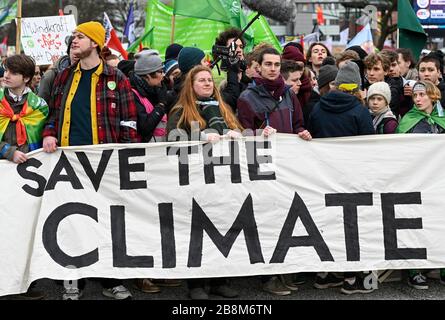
[34,71,42,76]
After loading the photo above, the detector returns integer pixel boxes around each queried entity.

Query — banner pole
[16,0,22,54]
[171,14,175,44]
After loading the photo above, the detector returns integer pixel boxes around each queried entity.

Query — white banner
[20,15,77,65]
[2,134,445,295]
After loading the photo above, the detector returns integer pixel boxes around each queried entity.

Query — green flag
[173,0,253,42]
[398,0,427,60]
[248,13,282,53]
[174,0,240,26]
[127,27,154,53]
[144,0,280,59]
[0,0,17,27]
[145,0,228,59]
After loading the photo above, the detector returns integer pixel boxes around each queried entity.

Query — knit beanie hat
[117,59,136,77]
[282,46,306,63]
[367,81,391,105]
[322,56,336,66]
[283,41,304,53]
[134,49,163,76]
[165,43,183,61]
[164,59,179,77]
[75,21,106,49]
[318,64,338,89]
[178,47,205,74]
[348,45,368,60]
[335,61,361,91]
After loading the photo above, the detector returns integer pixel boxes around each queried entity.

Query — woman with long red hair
[168,65,242,142]
[167,65,241,300]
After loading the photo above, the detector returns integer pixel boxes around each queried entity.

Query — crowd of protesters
[1,20,445,300]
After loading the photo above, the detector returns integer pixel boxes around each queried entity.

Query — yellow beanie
[75,21,106,49]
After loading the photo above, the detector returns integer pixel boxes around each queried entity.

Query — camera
[212,41,242,72]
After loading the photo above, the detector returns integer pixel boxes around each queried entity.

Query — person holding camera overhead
[214,28,251,113]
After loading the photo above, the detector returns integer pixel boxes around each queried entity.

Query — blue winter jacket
[307,90,374,138]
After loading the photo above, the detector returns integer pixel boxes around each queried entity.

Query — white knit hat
[367,81,391,105]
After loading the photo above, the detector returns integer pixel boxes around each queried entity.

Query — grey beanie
[334,61,361,90]
[367,81,391,105]
[134,49,163,76]
[318,64,338,89]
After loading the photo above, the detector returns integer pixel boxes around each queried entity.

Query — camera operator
[214,28,251,113]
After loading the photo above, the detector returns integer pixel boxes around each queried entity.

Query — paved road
[2,272,445,301]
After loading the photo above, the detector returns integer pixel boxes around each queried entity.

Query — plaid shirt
[42,61,140,144]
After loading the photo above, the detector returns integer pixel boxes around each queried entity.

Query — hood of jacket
[55,55,72,73]
[319,90,361,113]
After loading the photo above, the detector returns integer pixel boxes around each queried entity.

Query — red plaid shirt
[42,61,140,144]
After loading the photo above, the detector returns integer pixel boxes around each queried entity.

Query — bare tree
[375,0,397,50]
[108,0,146,36]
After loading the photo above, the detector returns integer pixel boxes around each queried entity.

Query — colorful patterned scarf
[0,89,49,150]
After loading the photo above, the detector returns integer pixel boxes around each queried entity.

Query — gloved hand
[156,85,168,106]
[156,85,176,115]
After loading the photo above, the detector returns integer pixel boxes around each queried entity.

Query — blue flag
[123,2,135,44]
[347,23,375,54]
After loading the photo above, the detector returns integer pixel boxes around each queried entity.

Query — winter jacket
[297,72,313,111]
[308,90,374,138]
[237,83,305,134]
[38,55,72,103]
[438,81,445,107]
[129,72,169,142]
[302,90,320,125]
[0,89,48,160]
[375,117,398,134]
[387,76,413,118]
[42,60,140,144]
[221,68,250,113]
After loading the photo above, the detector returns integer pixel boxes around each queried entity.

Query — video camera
[210,12,261,73]
[212,41,242,72]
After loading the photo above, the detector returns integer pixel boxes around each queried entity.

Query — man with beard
[42,21,139,300]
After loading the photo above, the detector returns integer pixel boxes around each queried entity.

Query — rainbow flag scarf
[0,88,49,151]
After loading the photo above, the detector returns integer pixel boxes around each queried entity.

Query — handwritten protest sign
[20,15,76,65]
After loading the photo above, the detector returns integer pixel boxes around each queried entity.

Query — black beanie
[347,45,368,61]
[117,60,136,77]
[318,64,338,89]
[322,56,336,66]
[165,43,183,61]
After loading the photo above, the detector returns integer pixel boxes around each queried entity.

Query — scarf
[370,106,396,131]
[396,103,445,133]
[0,88,48,150]
[129,72,160,104]
[253,76,286,100]
[196,97,228,135]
